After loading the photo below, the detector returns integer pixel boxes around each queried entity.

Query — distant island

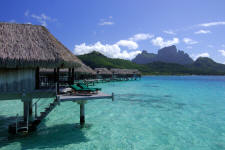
[132,45,193,65]
[78,46,225,75]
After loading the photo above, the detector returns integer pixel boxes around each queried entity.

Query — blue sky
[1,0,225,63]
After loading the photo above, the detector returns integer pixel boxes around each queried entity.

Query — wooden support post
[29,100,32,120]
[23,100,29,122]
[68,68,71,85]
[72,68,75,85]
[35,67,40,89]
[54,68,57,83]
[56,68,60,94]
[112,92,114,101]
[35,102,37,118]
[80,103,85,126]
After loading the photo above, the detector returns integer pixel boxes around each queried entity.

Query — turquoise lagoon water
[0,76,225,150]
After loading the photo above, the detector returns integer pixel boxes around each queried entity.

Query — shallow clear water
[0,76,225,150]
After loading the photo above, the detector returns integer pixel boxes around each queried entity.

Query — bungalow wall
[0,68,36,93]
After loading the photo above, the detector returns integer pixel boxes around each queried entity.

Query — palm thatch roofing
[94,68,112,75]
[40,59,96,75]
[110,68,141,75]
[74,59,96,74]
[0,22,81,68]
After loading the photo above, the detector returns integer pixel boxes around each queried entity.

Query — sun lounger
[70,84,97,94]
[78,83,101,91]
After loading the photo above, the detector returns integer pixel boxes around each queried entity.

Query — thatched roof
[40,59,96,75]
[74,59,96,74]
[94,68,112,75]
[110,68,141,75]
[0,22,81,68]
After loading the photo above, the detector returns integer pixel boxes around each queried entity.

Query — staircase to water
[8,97,59,134]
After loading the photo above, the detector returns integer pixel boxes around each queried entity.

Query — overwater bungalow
[110,68,141,80]
[74,59,96,80]
[94,68,112,81]
[0,23,113,134]
[39,59,96,88]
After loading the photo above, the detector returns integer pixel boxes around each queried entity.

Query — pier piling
[80,103,85,126]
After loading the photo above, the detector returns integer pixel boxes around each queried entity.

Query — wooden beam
[80,103,85,126]
[56,68,60,94]
[68,68,72,84]
[71,68,75,85]
[0,90,56,101]
[35,67,40,89]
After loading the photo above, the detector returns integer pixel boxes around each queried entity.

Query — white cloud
[98,16,114,26]
[163,30,176,35]
[129,33,154,41]
[199,21,225,27]
[194,30,211,34]
[183,38,198,45]
[116,40,138,49]
[25,10,57,27]
[74,42,141,60]
[151,37,179,48]
[218,50,225,56]
[191,52,210,60]
[98,21,114,26]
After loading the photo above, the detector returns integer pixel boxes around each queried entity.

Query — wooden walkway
[59,92,114,102]
[8,91,114,134]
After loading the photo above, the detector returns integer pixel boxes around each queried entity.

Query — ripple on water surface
[0,76,225,150]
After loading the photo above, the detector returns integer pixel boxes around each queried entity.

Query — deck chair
[70,84,97,94]
[78,83,101,91]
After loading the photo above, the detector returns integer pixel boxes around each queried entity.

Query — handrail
[33,98,41,119]
[32,98,41,107]
[16,114,18,134]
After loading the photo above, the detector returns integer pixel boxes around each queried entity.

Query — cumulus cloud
[183,38,198,45]
[74,41,141,60]
[218,50,225,56]
[74,32,155,59]
[194,30,211,34]
[98,16,114,26]
[163,30,176,35]
[116,40,138,49]
[191,52,210,60]
[199,21,225,27]
[129,33,154,41]
[151,37,179,48]
[98,21,114,26]
[24,10,57,27]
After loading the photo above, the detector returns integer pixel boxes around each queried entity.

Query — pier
[0,23,140,136]
[6,91,114,134]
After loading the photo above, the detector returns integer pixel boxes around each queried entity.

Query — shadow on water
[0,121,89,149]
[116,93,186,110]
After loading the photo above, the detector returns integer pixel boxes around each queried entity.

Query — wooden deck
[59,92,114,102]
[0,89,56,101]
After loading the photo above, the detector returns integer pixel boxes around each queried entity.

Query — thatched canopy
[94,68,112,75]
[129,69,141,75]
[110,68,141,75]
[40,59,96,75]
[74,59,96,74]
[0,22,81,68]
